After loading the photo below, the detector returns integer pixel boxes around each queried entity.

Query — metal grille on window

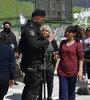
[36,0,72,22]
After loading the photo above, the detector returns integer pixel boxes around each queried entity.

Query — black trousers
[86,62,90,78]
[0,75,9,100]
[84,51,90,79]
[22,64,42,100]
[39,69,54,100]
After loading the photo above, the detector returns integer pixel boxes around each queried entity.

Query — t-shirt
[57,40,83,77]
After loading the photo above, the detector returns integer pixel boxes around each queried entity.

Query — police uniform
[20,19,49,100]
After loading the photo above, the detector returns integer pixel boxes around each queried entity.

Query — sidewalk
[4,73,90,100]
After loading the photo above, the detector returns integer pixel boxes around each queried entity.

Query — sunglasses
[87,30,90,32]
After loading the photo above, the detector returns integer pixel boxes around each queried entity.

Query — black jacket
[0,30,18,52]
[52,39,58,65]
[0,43,15,80]
[19,20,49,69]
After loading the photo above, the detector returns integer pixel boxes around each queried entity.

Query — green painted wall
[72,7,90,27]
[0,0,72,37]
[0,0,35,27]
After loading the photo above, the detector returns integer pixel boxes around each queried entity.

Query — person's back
[0,38,15,100]
[0,43,15,75]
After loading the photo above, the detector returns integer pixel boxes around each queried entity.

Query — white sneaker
[86,79,90,85]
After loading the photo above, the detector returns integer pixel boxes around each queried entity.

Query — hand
[48,33,56,42]
[53,51,59,55]
[9,80,14,87]
[77,71,82,82]
[15,52,19,59]
[53,51,59,61]
[54,55,60,61]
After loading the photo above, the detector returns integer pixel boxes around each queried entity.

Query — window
[36,0,72,22]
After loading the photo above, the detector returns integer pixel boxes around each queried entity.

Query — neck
[67,38,75,42]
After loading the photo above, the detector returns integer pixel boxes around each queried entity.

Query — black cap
[3,21,11,26]
[32,9,45,18]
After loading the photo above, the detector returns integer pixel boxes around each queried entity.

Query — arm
[52,40,59,61]
[25,28,55,50]
[77,60,83,81]
[9,80,14,87]
[77,42,83,81]
[12,32,18,53]
[9,49,16,87]
[53,40,65,60]
[25,28,49,49]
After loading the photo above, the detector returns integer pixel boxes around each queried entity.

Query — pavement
[4,72,90,100]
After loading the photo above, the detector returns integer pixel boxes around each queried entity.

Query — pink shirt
[57,40,83,77]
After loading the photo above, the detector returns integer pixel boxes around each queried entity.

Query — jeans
[59,75,77,100]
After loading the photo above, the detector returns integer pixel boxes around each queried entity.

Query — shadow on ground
[15,77,24,83]
[5,94,21,100]
[77,87,90,95]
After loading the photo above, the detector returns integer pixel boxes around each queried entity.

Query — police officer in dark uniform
[20,9,55,100]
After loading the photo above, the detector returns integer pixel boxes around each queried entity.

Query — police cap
[32,9,45,18]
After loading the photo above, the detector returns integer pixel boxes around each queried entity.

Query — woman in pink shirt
[57,25,83,100]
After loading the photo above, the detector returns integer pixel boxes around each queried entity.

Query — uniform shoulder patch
[28,29,36,37]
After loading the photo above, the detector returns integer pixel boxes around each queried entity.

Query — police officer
[20,9,55,100]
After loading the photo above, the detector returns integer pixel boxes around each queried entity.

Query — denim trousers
[59,75,77,100]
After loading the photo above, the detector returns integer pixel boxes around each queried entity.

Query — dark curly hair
[65,25,82,42]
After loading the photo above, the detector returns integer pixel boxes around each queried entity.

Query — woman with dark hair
[0,34,15,100]
[57,25,83,100]
[82,27,90,84]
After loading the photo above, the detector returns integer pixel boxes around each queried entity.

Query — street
[4,72,90,100]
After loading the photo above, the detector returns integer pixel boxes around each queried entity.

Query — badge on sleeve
[29,29,35,36]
